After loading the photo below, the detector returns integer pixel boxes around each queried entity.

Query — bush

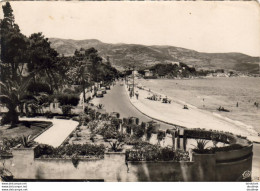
[63,88,75,94]
[132,125,145,139]
[56,94,79,106]
[61,105,73,115]
[45,111,54,119]
[126,144,174,161]
[1,113,12,125]
[27,82,52,94]
[35,144,105,158]
[124,136,144,146]
[157,130,166,141]
[79,113,91,125]
[2,137,22,150]
[111,118,120,130]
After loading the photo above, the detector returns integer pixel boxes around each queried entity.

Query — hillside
[49,38,259,73]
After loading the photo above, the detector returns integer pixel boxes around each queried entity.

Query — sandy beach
[129,78,260,143]
[138,78,260,132]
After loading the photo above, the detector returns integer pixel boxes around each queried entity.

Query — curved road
[93,82,174,130]
[93,81,260,180]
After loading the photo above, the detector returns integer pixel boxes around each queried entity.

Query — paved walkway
[20,117,79,147]
[126,82,260,143]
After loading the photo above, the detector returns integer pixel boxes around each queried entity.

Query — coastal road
[93,81,260,180]
[92,81,174,130]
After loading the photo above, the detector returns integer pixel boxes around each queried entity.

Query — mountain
[49,38,260,73]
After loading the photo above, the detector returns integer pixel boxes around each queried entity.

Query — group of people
[147,93,171,104]
[129,89,139,100]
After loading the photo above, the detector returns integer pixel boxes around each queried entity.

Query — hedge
[126,144,174,161]
[35,144,105,158]
[56,94,79,106]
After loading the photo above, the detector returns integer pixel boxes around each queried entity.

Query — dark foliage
[35,144,105,158]
[27,82,52,95]
[56,94,79,106]
[61,105,73,115]
[126,144,174,161]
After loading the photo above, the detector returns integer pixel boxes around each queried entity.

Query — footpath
[125,82,260,143]
[20,117,79,147]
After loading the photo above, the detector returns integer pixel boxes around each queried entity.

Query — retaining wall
[0,145,253,181]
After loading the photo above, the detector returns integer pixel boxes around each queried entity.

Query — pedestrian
[236,102,239,107]
[136,91,139,100]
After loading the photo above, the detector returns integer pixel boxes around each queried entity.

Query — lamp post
[132,64,135,95]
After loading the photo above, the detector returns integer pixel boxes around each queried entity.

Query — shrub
[61,105,73,115]
[126,144,174,161]
[157,130,166,141]
[1,113,12,125]
[132,125,145,139]
[35,144,105,158]
[103,127,118,140]
[27,82,52,94]
[124,136,143,146]
[2,137,22,150]
[174,150,190,161]
[96,104,104,110]
[126,125,132,134]
[45,111,54,119]
[56,94,79,106]
[79,113,91,125]
[111,118,121,130]
[108,140,124,152]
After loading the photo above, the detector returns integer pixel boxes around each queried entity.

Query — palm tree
[0,78,32,127]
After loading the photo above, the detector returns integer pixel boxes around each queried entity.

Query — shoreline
[138,78,260,132]
[127,80,260,143]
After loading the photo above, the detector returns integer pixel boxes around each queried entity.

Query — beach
[137,77,260,134]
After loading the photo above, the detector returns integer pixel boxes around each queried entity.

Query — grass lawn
[0,121,52,141]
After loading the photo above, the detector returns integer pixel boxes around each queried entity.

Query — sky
[1,1,260,57]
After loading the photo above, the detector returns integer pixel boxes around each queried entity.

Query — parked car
[101,87,107,94]
[96,90,103,97]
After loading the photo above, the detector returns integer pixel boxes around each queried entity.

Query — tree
[27,33,60,92]
[0,3,32,126]
[0,78,32,126]
[1,2,29,82]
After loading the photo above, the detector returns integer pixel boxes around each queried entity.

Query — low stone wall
[192,144,253,182]
[0,144,253,181]
[215,144,253,162]
[127,161,194,181]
